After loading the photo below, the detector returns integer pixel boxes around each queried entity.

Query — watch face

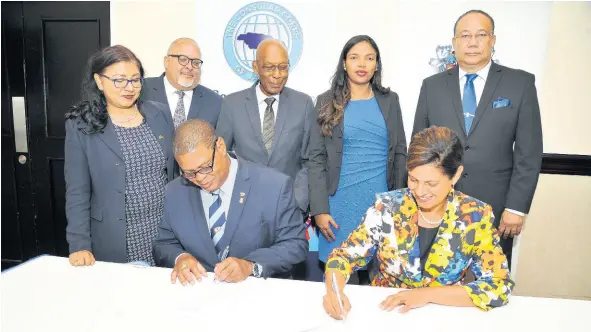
[253,263,261,277]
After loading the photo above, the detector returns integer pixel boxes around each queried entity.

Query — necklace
[417,208,444,225]
[111,110,139,124]
[365,89,374,100]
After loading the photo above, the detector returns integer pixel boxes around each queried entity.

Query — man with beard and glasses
[143,38,222,130]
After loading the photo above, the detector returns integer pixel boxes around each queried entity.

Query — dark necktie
[462,74,478,133]
[262,97,276,152]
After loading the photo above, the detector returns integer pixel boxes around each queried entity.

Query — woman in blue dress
[309,35,407,284]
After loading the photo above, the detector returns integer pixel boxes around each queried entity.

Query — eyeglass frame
[454,32,494,44]
[168,54,204,69]
[256,61,290,73]
[98,74,143,89]
[181,137,217,179]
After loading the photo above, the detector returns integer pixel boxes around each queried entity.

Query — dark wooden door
[1,2,110,267]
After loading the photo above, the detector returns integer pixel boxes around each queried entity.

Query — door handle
[12,97,28,153]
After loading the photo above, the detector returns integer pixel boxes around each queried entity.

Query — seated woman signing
[323,126,514,318]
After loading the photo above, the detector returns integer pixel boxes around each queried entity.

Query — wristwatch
[252,262,263,278]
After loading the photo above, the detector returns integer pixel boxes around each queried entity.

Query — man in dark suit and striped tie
[153,119,308,284]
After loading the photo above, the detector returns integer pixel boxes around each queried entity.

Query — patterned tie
[209,192,226,254]
[262,97,276,152]
[173,90,186,129]
[462,74,478,133]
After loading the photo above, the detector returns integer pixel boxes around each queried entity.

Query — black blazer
[64,100,175,263]
[308,89,407,216]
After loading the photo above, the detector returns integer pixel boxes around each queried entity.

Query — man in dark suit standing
[412,10,543,266]
[142,38,222,129]
[215,39,315,216]
[153,119,307,284]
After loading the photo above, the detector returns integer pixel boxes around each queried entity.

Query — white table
[1,256,588,332]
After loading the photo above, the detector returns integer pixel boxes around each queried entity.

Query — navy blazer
[141,74,223,129]
[64,100,175,263]
[153,159,308,278]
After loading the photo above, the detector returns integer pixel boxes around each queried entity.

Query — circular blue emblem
[223,2,304,82]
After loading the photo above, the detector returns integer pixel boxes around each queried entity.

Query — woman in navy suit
[65,45,174,266]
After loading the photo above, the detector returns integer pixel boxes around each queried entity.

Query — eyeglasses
[181,138,217,179]
[258,62,289,73]
[454,33,493,44]
[99,74,143,89]
[168,54,204,69]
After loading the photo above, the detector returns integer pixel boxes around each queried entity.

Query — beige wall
[513,174,591,300]
[511,2,591,300]
[538,2,591,155]
[111,1,591,299]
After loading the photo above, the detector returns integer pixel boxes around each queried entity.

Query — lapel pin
[158,135,164,140]
[239,198,244,204]
[240,192,246,197]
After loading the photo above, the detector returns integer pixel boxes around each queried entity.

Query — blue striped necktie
[209,192,226,254]
[463,74,478,133]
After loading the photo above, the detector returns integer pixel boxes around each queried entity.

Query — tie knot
[465,74,478,83]
[175,90,185,97]
[264,97,276,107]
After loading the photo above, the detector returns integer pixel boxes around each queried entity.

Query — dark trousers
[500,236,514,270]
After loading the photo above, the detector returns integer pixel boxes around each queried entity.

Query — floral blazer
[326,188,515,311]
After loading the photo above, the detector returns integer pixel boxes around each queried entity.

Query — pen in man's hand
[331,271,347,319]
[214,246,230,283]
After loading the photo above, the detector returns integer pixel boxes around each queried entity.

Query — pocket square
[493,97,511,109]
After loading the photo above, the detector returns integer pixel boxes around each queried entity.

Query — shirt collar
[212,156,238,197]
[458,60,492,81]
[163,75,194,99]
[256,83,279,106]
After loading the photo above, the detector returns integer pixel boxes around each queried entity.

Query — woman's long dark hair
[318,35,390,136]
[65,45,145,134]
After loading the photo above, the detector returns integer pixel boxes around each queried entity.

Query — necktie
[209,192,226,254]
[462,74,478,133]
[173,90,186,129]
[262,97,276,152]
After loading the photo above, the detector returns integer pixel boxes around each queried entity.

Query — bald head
[164,38,202,91]
[256,39,288,62]
[167,38,200,55]
[173,119,216,156]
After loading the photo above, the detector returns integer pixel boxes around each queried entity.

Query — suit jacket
[412,62,543,221]
[142,74,223,128]
[326,189,514,311]
[215,85,315,213]
[308,89,408,216]
[65,100,175,263]
[153,159,308,278]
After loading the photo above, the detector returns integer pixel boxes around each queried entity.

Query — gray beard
[177,77,195,88]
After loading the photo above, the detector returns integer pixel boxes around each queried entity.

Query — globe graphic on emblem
[233,13,292,71]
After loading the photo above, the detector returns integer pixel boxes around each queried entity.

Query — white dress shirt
[175,156,238,264]
[457,61,524,217]
[163,76,193,118]
[255,83,279,130]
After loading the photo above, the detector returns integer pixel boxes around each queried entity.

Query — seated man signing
[153,119,308,284]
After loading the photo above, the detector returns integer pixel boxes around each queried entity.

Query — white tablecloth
[1,256,588,332]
